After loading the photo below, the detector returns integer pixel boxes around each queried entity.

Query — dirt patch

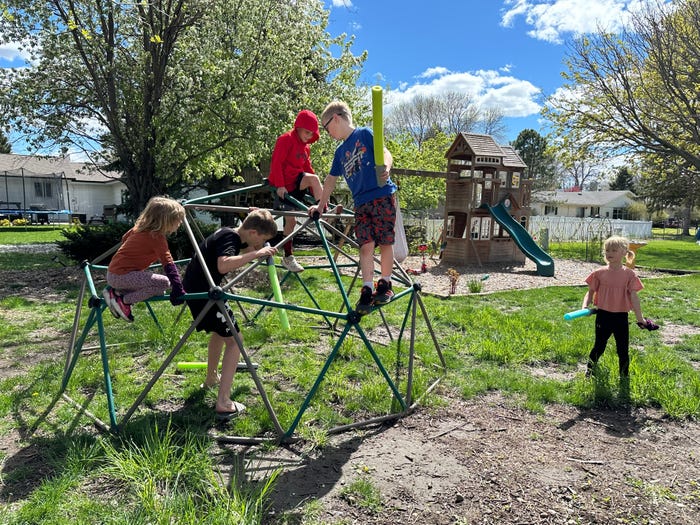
[1,252,699,524]
[251,394,700,524]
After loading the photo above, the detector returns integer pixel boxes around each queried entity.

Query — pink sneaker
[102,287,120,319]
[111,289,134,322]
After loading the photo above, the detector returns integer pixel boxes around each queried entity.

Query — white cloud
[500,0,664,44]
[419,66,451,79]
[331,0,352,8]
[0,42,30,63]
[385,68,542,119]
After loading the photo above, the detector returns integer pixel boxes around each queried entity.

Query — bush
[57,223,132,263]
[0,219,10,227]
[12,218,29,226]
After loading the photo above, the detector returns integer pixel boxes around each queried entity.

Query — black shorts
[186,299,240,338]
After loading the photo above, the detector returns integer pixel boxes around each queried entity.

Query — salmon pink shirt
[585,266,643,313]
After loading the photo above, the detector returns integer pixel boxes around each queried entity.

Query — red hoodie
[268,109,319,191]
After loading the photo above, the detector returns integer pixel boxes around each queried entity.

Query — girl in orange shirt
[103,196,186,322]
[582,235,658,378]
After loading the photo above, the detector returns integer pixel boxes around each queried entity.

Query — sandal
[215,401,246,421]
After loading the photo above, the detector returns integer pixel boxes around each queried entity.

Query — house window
[612,207,627,219]
[590,206,600,217]
[34,181,53,198]
[576,207,585,218]
[544,205,558,215]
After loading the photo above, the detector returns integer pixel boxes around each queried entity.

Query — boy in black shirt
[183,209,278,419]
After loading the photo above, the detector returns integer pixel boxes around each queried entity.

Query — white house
[531,190,638,219]
[0,153,126,223]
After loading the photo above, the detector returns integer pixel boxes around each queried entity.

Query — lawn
[548,236,700,271]
[0,234,699,524]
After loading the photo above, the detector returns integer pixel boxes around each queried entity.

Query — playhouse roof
[445,133,527,169]
[0,153,122,183]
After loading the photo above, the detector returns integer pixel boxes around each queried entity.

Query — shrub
[57,223,132,263]
[0,218,10,227]
[12,218,29,226]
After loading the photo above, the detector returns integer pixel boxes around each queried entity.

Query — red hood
[294,109,320,144]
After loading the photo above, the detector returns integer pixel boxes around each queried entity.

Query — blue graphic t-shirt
[329,127,396,207]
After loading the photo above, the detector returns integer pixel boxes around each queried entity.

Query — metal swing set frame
[41,183,445,444]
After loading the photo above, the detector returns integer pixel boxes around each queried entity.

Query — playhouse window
[497,171,508,185]
[511,172,521,188]
[480,217,491,239]
[446,215,455,237]
[470,218,480,239]
[472,184,482,208]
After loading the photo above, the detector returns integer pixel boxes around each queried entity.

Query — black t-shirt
[182,228,245,293]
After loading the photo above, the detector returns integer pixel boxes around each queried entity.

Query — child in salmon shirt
[581,235,658,378]
[103,196,186,322]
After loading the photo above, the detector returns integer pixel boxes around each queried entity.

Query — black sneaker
[355,285,373,316]
[373,279,394,305]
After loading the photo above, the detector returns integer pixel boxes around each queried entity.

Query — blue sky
[325,0,651,142]
[0,1,658,153]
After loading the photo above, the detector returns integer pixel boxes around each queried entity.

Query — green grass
[1,237,699,523]
[0,225,70,244]
[548,237,700,271]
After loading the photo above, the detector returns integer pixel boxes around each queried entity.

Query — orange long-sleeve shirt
[107,229,175,275]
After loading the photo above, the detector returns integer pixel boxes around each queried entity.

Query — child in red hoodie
[268,109,323,273]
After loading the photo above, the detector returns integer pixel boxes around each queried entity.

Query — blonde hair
[134,196,185,235]
[241,208,278,239]
[603,235,635,266]
[321,100,353,128]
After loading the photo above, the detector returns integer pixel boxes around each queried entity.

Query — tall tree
[0,0,364,212]
[636,153,699,233]
[609,166,637,193]
[543,0,700,226]
[479,107,507,143]
[511,129,558,191]
[0,130,10,154]
[385,91,499,148]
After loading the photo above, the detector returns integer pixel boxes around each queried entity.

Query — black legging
[588,309,630,377]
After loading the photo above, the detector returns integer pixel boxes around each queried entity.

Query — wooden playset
[441,133,554,276]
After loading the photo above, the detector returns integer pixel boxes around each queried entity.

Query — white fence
[528,216,652,242]
[403,215,652,243]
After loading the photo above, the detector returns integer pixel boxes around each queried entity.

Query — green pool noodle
[372,86,384,165]
[176,362,258,371]
[266,244,290,330]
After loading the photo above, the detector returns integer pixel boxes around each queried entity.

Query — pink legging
[106,270,169,305]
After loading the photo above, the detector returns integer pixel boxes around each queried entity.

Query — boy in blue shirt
[309,100,397,315]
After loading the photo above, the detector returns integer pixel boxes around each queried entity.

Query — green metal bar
[184,183,267,205]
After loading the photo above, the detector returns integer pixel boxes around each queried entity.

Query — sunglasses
[322,113,341,132]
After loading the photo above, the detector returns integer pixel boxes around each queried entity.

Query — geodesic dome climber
[44,183,445,444]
